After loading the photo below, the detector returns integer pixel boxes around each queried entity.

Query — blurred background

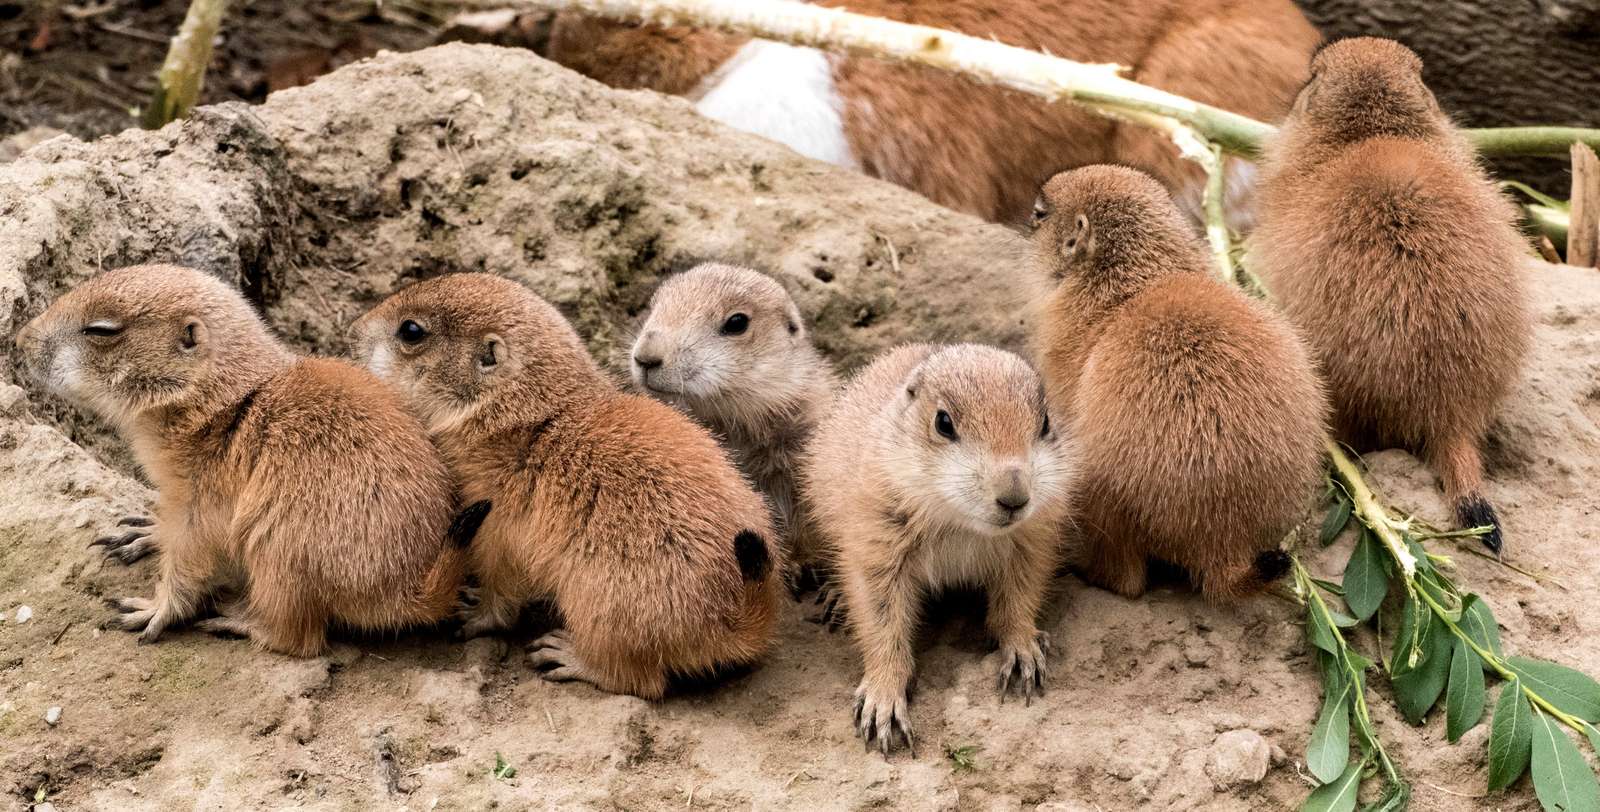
[2,0,1597,193]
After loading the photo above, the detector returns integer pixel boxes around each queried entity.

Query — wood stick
[1568,143,1600,267]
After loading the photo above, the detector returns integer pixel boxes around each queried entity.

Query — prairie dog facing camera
[631,263,839,578]
[801,343,1072,754]
[1252,37,1531,554]
[354,273,784,700]
[1030,166,1328,602]
[12,264,471,656]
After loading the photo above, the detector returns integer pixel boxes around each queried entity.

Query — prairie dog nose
[632,332,665,370]
[994,467,1030,511]
[13,323,36,353]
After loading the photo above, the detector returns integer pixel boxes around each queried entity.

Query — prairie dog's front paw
[996,629,1050,704]
[852,678,914,756]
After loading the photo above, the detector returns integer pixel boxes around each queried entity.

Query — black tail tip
[1455,495,1503,555]
[1253,549,1292,584]
[448,500,493,549]
[734,530,772,583]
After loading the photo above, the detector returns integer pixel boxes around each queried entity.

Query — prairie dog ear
[478,333,507,373]
[179,317,207,353]
[903,362,928,402]
[1054,214,1092,277]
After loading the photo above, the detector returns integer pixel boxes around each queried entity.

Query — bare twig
[1568,143,1599,267]
[142,0,230,128]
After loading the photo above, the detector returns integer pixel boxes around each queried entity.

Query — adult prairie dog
[354,273,784,700]
[13,264,470,656]
[802,343,1071,754]
[1030,166,1328,601]
[631,263,838,581]
[1252,37,1531,553]
[545,0,1320,227]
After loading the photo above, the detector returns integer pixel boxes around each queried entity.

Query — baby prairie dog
[802,344,1071,754]
[630,263,838,579]
[1030,166,1327,602]
[1253,37,1531,554]
[12,264,469,656]
[354,273,784,700]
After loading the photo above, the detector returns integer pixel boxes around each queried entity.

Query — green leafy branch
[1291,557,1409,812]
[1294,444,1600,811]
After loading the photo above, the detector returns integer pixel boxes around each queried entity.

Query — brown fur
[1030,166,1327,601]
[1252,38,1532,551]
[801,343,1072,753]
[13,264,463,656]
[630,263,839,581]
[544,0,1320,224]
[353,273,783,700]
[546,14,747,96]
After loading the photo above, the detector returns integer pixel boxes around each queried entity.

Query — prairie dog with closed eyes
[13,263,471,656]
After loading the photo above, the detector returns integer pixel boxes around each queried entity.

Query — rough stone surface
[1,43,1596,810]
[1205,730,1271,789]
[1295,0,1600,194]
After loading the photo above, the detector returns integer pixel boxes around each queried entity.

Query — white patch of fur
[692,40,859,170]
[366,343,393,379]
[48,343,81,398]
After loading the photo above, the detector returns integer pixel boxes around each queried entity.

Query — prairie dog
[12,264,468,656]
[354,273,784,700]
[1252,38,1531,553]
[545,0,1320,226]
[631,263,838,577]
[802,343,1071,753]
[1030,166,1328,601]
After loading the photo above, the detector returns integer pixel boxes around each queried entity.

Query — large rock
[1,43,1597,810]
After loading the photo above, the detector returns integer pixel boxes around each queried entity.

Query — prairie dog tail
[448,500,493,548]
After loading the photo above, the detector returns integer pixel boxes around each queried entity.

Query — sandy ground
[1,44,1597,811]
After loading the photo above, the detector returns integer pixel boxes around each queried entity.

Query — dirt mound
[1,44,1595,810]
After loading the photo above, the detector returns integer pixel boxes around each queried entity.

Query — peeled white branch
[483,0,1600,160]
[481,0,1273,156]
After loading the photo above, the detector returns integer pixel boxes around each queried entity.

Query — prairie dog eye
[934,409,958,441]
[397,320,429,344]
[81,322,123,338]
[1040,414,1051,438]
[1030,199,1050,228]
[721,313,750,336]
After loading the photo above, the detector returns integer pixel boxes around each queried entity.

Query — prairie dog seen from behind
[631,263,838,579]
[802,343,1071,753]
[13,264,470,656]
[1252,37,1531,553]
[355,273,784,700]
[1030,166,1328,601]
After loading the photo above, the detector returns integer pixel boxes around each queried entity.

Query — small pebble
[14,605,32,624]
[45,706,61,726]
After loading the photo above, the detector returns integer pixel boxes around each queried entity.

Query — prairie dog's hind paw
[527,630,601,687]
[90,520,159,565]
